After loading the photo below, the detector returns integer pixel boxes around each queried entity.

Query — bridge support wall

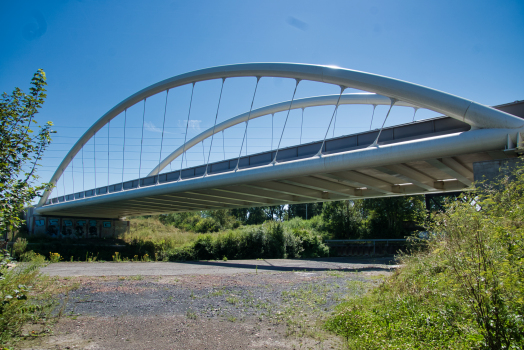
[473,157,523,185]
[25,208,129,239]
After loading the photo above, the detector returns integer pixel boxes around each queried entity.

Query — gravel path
[41,257,397,277]
[20,259,396,349]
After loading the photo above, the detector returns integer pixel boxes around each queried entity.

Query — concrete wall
[25,211,129,239]
[473,157,524,184]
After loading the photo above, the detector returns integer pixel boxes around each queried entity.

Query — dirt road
[20,258,395,349]
[41,257,397,277]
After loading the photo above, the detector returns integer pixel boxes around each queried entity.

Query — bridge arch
[147,93,419,176]
[38,63,524,207]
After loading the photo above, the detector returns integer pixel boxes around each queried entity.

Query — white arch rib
[147,93,416,176]
[38,63,524,207]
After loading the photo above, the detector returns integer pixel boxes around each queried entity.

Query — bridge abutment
[25,208,129,239]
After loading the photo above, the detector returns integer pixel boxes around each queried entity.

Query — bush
[0,249,53,345]
[325,166,524,349]
[165,222,329,261]
[13,238,28,258]
[292,229,329,258]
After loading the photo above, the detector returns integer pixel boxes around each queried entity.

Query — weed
[225,296,239,305]
[186,310,197,320]
[127,275,143,281]
[48,252,62,263]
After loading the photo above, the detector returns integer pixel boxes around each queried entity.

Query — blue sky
[1,0,523,198]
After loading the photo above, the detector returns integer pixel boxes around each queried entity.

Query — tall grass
[123,216,202,248]
[325,166,524,349]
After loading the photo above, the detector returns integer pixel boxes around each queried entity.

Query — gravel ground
[40,257,397,277]
[19,260,395,350]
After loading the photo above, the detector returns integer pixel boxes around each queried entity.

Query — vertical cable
[300,109,304,144]
[180,83,196,180]
[369,105,377,130]
[138,99,146,185]
[157,90,169,184]
[107,120,110,187]
[236,77,260,170]
[332,109,338,138]
[412,107,419,122]
[122,109,127,186]
[81,145,85,193]
[317,86,346,156]
[205,78,225,175]
[71,157,75,196]
[271,114,274,149]
[202,140,205,163]
[222,130,226,160]
[372,98,397,146]
[93,132,97,194]
[272,79,300,164]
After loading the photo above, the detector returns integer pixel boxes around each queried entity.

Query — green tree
[362,196,425,238]
[321,200,365,239]
[288,202,323,220]
[0,69,53,239]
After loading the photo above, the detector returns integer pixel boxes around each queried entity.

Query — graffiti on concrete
[88,220,98,238]
[62,219,73,237]
[47,219,59,237]
[75,220,86,238]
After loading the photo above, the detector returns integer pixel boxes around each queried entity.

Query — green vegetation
[16,195,427,262]
[1,69,53,240]
[325,166,524,349]
[0,249,64,347]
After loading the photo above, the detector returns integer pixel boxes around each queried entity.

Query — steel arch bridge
[35,63,524,219]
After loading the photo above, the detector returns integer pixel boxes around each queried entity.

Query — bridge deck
[37,115,517,218]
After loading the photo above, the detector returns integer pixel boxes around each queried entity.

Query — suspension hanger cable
[202,140,205,163]
[300,109,304,144]
[412,107,419,122]
[122,109,127,186]
[316,86,346,157]
[236,77,261,171]
[205,78,226,176]
[332,109,338,138]
[71,156,74,196]
[271,113,274,149]
[369,104,377,130]
[371,98,397,147]
[82,144,85,193]
[107,120,110,187]
[222,130,225,160]
[180,83,196,180]
[158,90,169,184]
[138,99,147,186]
[93,132,97,194]
[272,79,301,164]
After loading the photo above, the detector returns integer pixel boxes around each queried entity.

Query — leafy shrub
[0,249,54,345]
[165,222,328,261]
[194,217,220,233]
[325,165,524,349]
[292,229,329,258]
[13,238,28,258]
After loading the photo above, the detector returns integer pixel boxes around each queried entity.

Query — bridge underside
[36,114,520,218]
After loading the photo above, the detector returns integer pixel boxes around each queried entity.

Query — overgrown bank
[325,167,524,349]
